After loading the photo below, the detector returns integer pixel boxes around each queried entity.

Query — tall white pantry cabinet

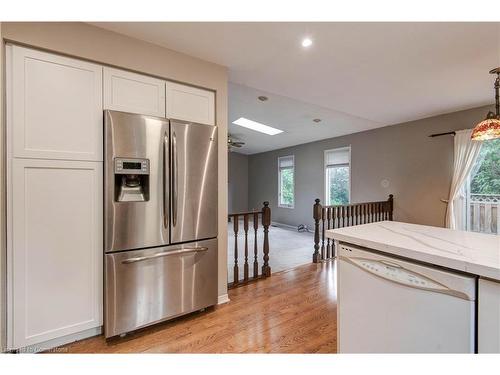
[6,45,104,350]
[6,44,216,350]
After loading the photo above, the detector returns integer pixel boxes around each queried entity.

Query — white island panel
[479,278,500,353]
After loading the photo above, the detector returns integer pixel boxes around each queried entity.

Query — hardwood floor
[61,261,337,353]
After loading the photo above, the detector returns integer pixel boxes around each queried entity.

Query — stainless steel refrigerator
[104,110,218,338]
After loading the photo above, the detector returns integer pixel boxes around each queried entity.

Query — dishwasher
[337,244,476,353]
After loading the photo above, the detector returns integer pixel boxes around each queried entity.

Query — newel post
[388,194,394,221]
[261,201,271,277]
[313,198,322,263]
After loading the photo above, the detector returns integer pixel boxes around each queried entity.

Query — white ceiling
[91,22,500,153]
[228,83,381,154]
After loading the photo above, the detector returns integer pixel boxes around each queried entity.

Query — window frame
[324,146,351,206]
[278,155,295,209]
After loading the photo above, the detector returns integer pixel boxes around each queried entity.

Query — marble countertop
[326,221,500,281]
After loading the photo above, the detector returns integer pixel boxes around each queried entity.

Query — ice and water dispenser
[114,158,150,202]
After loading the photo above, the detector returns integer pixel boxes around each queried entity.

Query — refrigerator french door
[104,110,218,337]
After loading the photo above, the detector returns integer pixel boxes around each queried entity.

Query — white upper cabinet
[9,159,103,349]
[9,45,103,161]
[104,67,166,117]
[166,82,215,125]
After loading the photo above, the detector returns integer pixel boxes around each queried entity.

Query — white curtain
[445,129,483,229]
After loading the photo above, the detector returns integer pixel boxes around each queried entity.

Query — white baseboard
[271,221,297,230]
[13,326,102,353]
[217,294,230,305]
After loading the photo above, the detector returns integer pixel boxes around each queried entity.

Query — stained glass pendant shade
[471,68,500,141]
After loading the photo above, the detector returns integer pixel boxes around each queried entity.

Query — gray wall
[228,152,249,213]
[248,105,493,229]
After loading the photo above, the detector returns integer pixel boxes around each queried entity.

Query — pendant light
[471,68,500,141]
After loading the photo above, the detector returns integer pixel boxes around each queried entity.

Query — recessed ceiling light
[301,38,313,48]
[258,95,269,102]
[232,117,283,135]
[313,118,322,123]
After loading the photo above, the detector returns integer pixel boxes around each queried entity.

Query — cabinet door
[479,278,500,353]
[10,46,103,161]
[166,82,215,125]
[104,67,166,117]
[9,159,103,349]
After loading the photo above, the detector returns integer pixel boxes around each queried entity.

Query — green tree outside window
[327,166,349,205]
[280,168,294,206]
[470,139,500,195]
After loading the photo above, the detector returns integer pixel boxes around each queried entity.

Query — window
[325,147,351,205]
[465,138,500,234]
[278,155,294,208]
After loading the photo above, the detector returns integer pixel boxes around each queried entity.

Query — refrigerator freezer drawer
[105,238,218,337]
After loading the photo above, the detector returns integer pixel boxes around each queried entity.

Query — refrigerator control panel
[114,158,150,175]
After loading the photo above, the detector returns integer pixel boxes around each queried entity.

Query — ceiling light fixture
[232,117,283,135]
[313,118,321,123]
[471,67,500,141]
[258,95,269,102]
[301,37,313,48]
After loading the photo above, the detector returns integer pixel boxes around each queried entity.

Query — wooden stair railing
[313,194,394,263]
[228,201,271,288]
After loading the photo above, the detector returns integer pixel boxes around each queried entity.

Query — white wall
[0,22,229,346]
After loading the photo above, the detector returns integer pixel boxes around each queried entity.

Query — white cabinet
[8,159,103,349]
[166,81,215,125]
[104,67,166,117]
[478,278,500,353]
[5,44,217,350]
[9,46,103,161]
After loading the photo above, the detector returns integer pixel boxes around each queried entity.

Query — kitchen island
[326,221,500,353]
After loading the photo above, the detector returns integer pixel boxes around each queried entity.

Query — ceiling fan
[227,135,245,151]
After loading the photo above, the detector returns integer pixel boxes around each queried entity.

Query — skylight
[232,117,283,135]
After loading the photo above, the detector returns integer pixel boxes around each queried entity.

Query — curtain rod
[428,131,456,138]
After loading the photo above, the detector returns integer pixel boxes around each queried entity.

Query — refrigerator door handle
[172,131,178,227]
[163,132,169,229]
[121,247,209,264]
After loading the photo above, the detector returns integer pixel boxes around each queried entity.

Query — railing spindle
[326,207,332,258]
[233,214,239,285]
[331,207,336,257]
[321,207,326,260]
[336,207,342,228]
[388,194,394,221]
[253,212,259,278]
[243,214,249,281]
